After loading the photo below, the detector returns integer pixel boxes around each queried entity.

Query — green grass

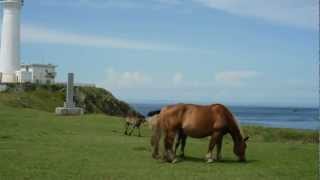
[0,88,64,112]
[0,104,318,180]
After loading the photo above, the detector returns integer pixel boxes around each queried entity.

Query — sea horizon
[127,101,319,109]
[130,103,319,131]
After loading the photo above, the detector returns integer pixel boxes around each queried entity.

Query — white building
[16,64,57,84]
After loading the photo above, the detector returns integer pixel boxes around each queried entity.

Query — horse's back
[159,104,210,137]
[126,116,139,124]
[183,104,219,137]
[160,104,233,138]
[159,104,186,129]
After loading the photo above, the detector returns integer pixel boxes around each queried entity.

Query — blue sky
[2,0,318,107]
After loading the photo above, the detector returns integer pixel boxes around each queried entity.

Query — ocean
[130,104,319,130]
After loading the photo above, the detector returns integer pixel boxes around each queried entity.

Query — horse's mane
[216,104,245,139]
[147,110,161,117]
[233,115,245,138]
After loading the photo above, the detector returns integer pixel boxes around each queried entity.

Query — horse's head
[138,114,146,124]
[234,136,249,162]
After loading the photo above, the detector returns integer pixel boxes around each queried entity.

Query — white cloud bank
[215,70,258,86]
[105,68,152,88]
[40,0,182,9]
[193,0,318,30]
[40,0,140,9]
[21,24,179,51]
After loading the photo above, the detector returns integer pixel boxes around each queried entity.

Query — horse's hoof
[172,158,179,164]
[205,153,211,160]
[152,154,161,159]
[207,158,214,163]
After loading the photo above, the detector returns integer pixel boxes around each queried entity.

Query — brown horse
[124,114,146,137]
[150,103,249,163]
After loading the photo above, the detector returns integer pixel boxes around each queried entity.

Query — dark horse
[150,103,249,163]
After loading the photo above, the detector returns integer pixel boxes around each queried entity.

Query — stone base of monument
[55,107,84,116]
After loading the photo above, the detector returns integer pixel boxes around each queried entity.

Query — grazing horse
[124,114,146,137]
[150,103,249,163]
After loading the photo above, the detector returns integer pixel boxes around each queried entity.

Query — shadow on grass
[132,146,148,151]
[181,156,258,164]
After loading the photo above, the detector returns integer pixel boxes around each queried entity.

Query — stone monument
[55,73,84,115]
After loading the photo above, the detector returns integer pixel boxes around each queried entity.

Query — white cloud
[154,0,182,5]
[215,70,258,86]
[193,0,318,30]
[21,24,180,51]
[41,0,182,9]
[105,68,152,88]
[173,72,184,85]
[40,0,141,9]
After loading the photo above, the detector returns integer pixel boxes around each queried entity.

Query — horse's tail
[147,110,161,117]
[150,114,162,159]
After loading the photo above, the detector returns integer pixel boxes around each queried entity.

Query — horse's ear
[244,136,249,142]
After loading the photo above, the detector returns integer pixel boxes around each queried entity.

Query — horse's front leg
[128,125,136,136]
[164,130,177,163]
[124,122,129,135]
[174,133,182,155]
[206,132,221,163]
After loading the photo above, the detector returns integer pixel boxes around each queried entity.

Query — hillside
[0,83,140,117]
[0,104,318,180]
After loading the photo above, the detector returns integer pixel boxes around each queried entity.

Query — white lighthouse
[0,0,23,83]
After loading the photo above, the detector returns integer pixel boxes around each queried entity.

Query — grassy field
[0,104,318,180]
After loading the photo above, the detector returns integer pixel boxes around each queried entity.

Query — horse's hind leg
[174,129,187,158]
[174,132,182,154]
[214,136,223,161]
[206,132,221,163]
[180,135,187,158]
[175,131,187,158]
